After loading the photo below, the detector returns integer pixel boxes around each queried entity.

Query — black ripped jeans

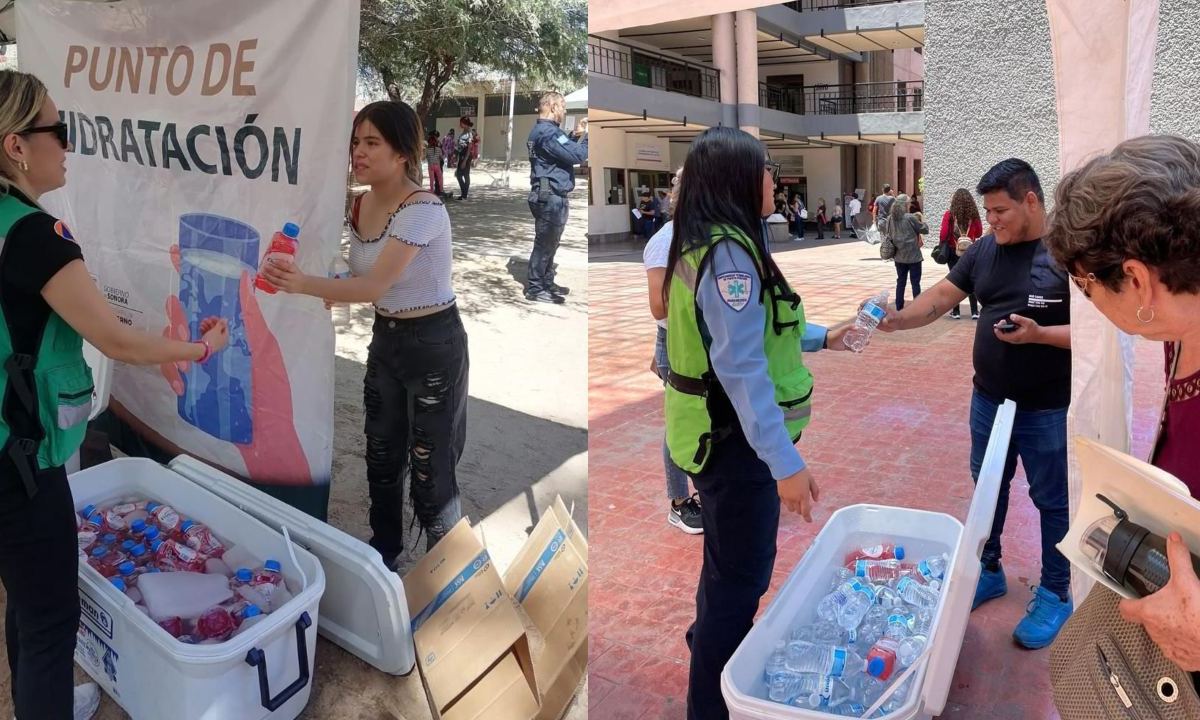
[363,305,469,564]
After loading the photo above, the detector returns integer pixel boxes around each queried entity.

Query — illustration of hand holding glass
[162,213,311,484]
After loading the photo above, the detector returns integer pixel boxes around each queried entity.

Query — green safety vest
[664,225,814,474]
[0,193,93,493]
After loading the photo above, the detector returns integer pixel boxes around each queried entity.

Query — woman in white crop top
[263,101,469,565]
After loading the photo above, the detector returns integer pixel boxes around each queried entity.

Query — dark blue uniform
[526,119,587,298]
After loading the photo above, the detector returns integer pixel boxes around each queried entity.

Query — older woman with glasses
[1045,133,1200,672]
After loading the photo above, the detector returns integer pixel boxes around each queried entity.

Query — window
[898,158,907,196]
[604,168,627,206]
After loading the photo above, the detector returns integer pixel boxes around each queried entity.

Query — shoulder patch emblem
[716,271,752,311]
[54,220,75,243]
[556,134,570,145]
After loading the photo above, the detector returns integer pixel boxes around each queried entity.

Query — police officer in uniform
[662,127,855,720]
[525,92,587,304]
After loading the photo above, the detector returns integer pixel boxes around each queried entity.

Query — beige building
[588,0,924,242]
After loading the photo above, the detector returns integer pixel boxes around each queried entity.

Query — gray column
[735,9,759,137]
[712,13,738,128]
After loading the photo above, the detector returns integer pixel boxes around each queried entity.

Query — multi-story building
[588,0,924,243]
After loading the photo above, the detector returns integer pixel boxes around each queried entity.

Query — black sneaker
[668,495,704,535]
[528,290,565,304]
[548,284,570,296]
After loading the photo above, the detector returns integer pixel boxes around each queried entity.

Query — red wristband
[196,340,211,363]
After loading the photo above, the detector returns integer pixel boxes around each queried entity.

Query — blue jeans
[894,261,922,310]
[655,326,691,500]
[686,424,779,720]
[969,390,1071,597]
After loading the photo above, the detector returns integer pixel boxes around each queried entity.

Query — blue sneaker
[1013,585,1073,649]
[972,563,1007,610]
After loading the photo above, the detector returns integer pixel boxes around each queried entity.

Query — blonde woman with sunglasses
[0,70,228,719]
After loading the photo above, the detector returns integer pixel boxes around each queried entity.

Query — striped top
[425,145,443,165]
[348,192,456,314]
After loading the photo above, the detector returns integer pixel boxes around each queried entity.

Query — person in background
[637,191,657,240]
[440,128,456,172]
[815,197,827,240]
[655,189,670,234]
[886,193,928,310]
[1044,134,1200,670]
[0,69,230,720]
[874,158,1074,649]
[789,193,805,241]
[425,130,444,196]
[264,100,469,568]
[524,92,587,304]
[469,130,481,167]
[643,168,702,534]
[940,188,983,319]
[662,127,856,720]
[847,191,862,224]
[832,198,844,239]
[454,116,475,199]
[873,183,895,226]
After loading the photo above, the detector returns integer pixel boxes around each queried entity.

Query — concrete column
[711,13,738,128]
[735,9,759,137]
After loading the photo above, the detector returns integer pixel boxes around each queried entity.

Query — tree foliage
[359,0,586,119]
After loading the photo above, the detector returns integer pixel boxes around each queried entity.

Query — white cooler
[722,400,1017,720]
[70,456,417,720]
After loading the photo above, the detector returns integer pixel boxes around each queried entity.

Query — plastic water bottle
[128,544,152,568]
[196,606,236,641]
[146,502,183,537]
[816,582,858,623]
[768,671,823,704]
[784,641,864,677]
[329,253,351,280]
[866,638,899,681]
[912,607,934,635]
[181,520,226,558]
[255,222,301,294]
[829,566,854,591]
[895,576,940,609]
[836,580,877,632]
[897,633,927,668]
[233,604,270,637]
[880,675,916,713]
[883,612,912,640]
[844,543,904,565]
[851,558,919,584]
[763,640,789,683]
[805,675,859,710]
[917,552,950,584]
[875,585,901,609]
[842,291,889,353]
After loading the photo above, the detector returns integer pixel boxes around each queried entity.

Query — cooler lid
[921,399,1016,716]
[169,455,415,675]
[1056,437,1200,600]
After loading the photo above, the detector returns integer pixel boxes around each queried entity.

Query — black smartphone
[995,320,1018,333]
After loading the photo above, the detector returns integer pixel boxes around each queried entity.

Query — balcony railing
[759,80,923,115]
[588,35,720,102]
[784,0,911,10]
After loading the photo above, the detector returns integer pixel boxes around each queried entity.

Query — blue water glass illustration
[176,213,258,444]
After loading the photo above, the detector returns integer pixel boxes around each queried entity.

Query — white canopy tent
[564,86,587,112]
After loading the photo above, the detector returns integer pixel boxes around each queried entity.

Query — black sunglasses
[21,122,69,149]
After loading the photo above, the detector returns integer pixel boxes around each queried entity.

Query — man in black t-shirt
[874,159,1074,650]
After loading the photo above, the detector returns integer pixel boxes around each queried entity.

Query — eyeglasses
[20,122,69,150]
[1068,271,1098,298]
[765,160,782,182]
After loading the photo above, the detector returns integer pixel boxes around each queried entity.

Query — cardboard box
[504,497,589,720]
[406,519,539,720]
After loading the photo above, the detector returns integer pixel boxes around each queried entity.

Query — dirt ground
[0,161,588,719]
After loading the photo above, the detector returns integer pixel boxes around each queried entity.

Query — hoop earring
[1137,306,1156,324]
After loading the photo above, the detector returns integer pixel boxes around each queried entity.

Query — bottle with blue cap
[234,603,270,637]
[130,518,148,540]
[256,222,301,294]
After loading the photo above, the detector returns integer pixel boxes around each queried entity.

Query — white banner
[16,0,361,487]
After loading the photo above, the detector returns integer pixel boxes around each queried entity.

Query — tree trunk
[416,53,457,122]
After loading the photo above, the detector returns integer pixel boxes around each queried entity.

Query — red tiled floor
[588,237,1166,719]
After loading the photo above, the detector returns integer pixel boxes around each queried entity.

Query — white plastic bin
[722,400,1017,720]
[70,458,326,720]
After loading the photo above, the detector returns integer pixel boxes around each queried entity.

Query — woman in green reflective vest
[0,71,229,719]
[662,127,853,720]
